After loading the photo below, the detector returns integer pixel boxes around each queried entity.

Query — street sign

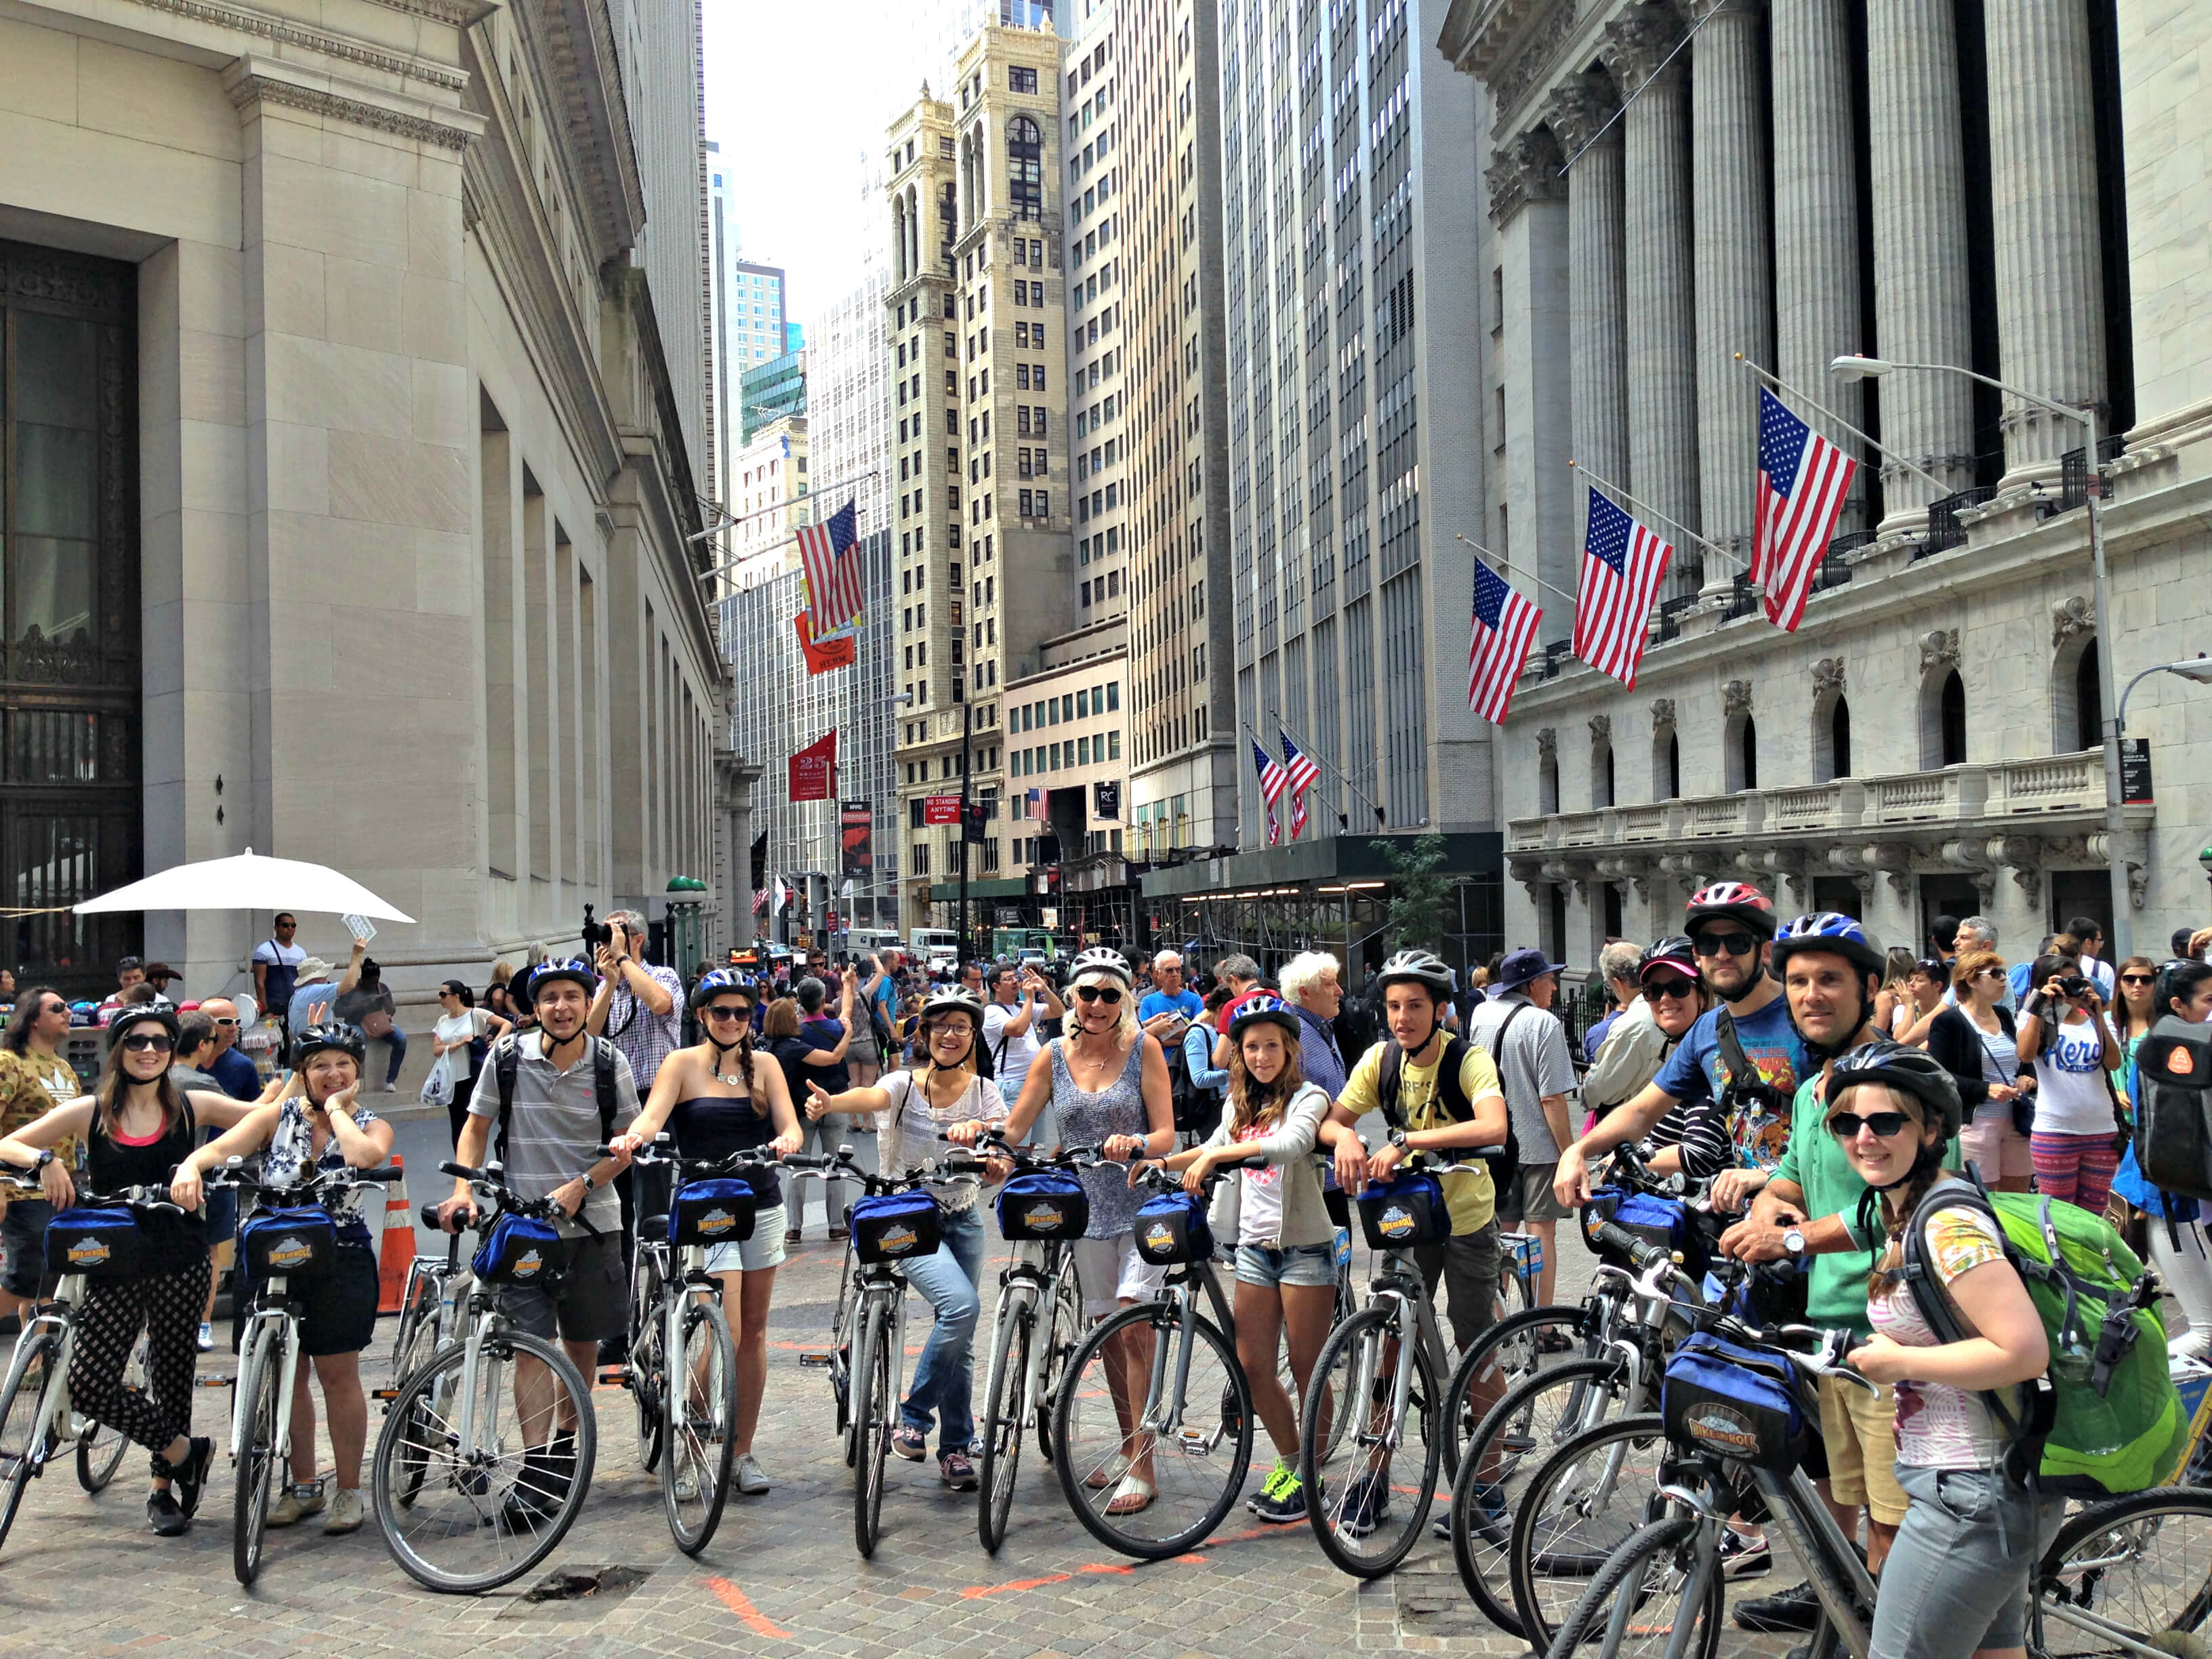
[2123,737,2153,804]
[924,795,962,825]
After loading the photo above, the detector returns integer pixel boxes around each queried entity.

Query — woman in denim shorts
[1146,993,1340,1524]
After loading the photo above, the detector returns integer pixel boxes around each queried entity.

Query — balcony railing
[2057,434,2127,512]
[1921,486,1998,558]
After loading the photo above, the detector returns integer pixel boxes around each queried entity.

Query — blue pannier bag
[1357,1170,1451,1251]
[45,1206,142,1278]
[1661,1331,1811,1471]
[671,1178,758,1248]
[240,1206,337,1279]
[1134,1189,1212,1265]
[851,1190,941,1265]
[996,1170,1090,1241]
[471,1212,567,1287]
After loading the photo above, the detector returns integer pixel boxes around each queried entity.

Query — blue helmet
[528,956,599,1002]
[1770,912,1885,979]
[1227,991,1300,1043]
[689,967,758,1011]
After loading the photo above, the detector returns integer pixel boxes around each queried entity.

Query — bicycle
[384,1197,473,1397]
[611,1135,766,1556]
[367,1159,601,1593]
[216,1160,403,1586]
[972,1132,1099,1553]
[0,1179,194,1555]
[71,1330,148,1495]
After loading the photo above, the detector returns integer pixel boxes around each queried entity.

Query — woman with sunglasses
[1926,949,2032,1193]
[994,946,1176,1516]
[0,1006,270,1535]
[430,979,511,1149]
[1584,937,1714,1165]
[2111,959,2212,1359]
[2111,955,2161,1099]
[804,986,1010,1490]
[613,969,802,1498]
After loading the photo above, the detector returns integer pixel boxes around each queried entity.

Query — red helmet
[1683,880,1778,939]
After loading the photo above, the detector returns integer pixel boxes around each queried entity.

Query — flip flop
[1104,1472,1155,1516]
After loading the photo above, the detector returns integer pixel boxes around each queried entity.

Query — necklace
[712,1046,746,1088]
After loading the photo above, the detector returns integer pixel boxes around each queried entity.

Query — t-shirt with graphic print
[1651,996,1809,1176]
[1868,1200,2011,1468]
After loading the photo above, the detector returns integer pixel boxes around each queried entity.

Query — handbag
[360,1006,394,1040]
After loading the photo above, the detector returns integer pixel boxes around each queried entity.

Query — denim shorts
[1234,1241,1338,1290]
[704,1203,789,1274]
[1868,1464,2066,1659]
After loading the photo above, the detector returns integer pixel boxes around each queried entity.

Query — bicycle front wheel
[1052,1298,1252,1561]
[75,1332,144,1494]
[665,1296,737,1557]
[851,1299,893,1559]
[978,1293,1033,1553]
[1300,1303,1446,1579]
[370,1328,598,1594]
[1509,1414,1672,1652]
[1441,1303,1589,1472]
[233,1328,285,1586]
[1546,1515,1725,1659]
[2036,1486,2212,1658]
[1034,1264,1084,1465]
[0,1330,58,1555]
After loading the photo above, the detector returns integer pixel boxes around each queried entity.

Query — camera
[581,904,615,954]
[2058,973,2092,998]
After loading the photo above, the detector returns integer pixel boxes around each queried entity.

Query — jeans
[899,1202,985,1454]
[377,1027,408,1086]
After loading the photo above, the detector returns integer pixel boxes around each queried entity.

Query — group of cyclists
[0,883,2204,1659]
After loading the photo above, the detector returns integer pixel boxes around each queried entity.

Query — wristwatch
[1388,1128,1409,1149]
[579,1172,597,1194]
[1782,1227,1806,1258]
[32,1149,52,1171]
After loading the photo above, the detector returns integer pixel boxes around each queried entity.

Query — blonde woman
[1873,947,1918,1039]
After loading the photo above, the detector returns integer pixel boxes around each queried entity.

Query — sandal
[1103,1472,1156,1516]
[1082,1453,1131,1490]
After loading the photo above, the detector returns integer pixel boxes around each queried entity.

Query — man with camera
[583,909,681,1355]
[984,960,1065,1142]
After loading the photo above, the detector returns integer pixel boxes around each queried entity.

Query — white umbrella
[72,848,415,923]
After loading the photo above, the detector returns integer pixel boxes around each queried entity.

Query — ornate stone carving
[1722,678,1753,714]
[1650,697,1677,730]
[1544,79,1622,156]
[2051,594,2093,647]
[1919,628,1961,673]
[1599,9,1687,98]
[1496,3,1582,118]
[1486,127,1568,224]
[122,0,468,87]
[1589,713,1613,745]
[226,73,479,150]
[1536,726,1557,760]
[1811,657,1846,694]
[359,0,482,23]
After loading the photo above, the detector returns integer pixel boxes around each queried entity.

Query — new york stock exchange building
[1441,0,2212,964]
[0,0,731,1001]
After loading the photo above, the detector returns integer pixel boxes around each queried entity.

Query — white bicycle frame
[232,1282,306,1468]
[985,1242,1071,1439]
[2,1273,89,1463]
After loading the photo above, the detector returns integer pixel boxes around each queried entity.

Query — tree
[1372,833,1454,956]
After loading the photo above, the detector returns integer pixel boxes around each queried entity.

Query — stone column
[1771,0,1866,530]
[1984,0,2106,484]
[1546,79,1629,489]
[1865,0,1977,530]
[1601,13,1700,588]
[1690,0,1772,592]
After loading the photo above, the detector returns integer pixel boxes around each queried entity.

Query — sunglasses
[1828,1110,1914,1140]
[211,1016,240,1027]
[703,1003,751,1023]
[1643,979,1698,1002]
[1074,985,1125,1006]
[1692,931,1758,959]
[121,1032,174,1053]
[2121,974,2156,987]
[1974,967,2007,981]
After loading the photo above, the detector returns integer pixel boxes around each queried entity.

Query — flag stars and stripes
[1753,387,1858,633]
[1467,560,1542,724]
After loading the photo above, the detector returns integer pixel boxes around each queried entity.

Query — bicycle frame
[1136,1256,1238,1450]
[232,1289,308,1467]
[3,1277,85,1465]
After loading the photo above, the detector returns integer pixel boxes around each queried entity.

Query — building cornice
[527,0,647,260]
[360,0,492,26]
[121,0,470,87]
[222,56,486,149]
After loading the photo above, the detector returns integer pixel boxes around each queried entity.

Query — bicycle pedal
[193,1376,234,1389]
[370,1387,401,1401]
[798,1351,831,1368]
[596,1366,628,1385]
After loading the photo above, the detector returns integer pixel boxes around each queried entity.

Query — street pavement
[1,1107,1807,1658]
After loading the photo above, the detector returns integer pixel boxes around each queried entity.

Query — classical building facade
[1442,0,2210,966]
[0,0,724,998]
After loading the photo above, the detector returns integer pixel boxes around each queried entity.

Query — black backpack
[1376,1031,1519,1191]
[1166,1023,1223,1134]
[491,1033,625,1164]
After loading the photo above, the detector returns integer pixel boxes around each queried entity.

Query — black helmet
[1771,912,1887,979]
[1825,1041,1963,1145]
[1375,949,1453,996]
[1638,936,1699,983]
[689,967,758,1011]
[292,1021,367,1069]
[528,956,598,1002]
[106,1004,180,1050]
[1684,881,1779,940]
[1227,991,1301,1044]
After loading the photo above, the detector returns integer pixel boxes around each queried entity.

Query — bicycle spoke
[2040,1493,2212,1658]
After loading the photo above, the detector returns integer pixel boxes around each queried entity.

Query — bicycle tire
[1441,1303,1589,1473]
[853,1298,892,1559]
[978,1294,1033,1553]
[232,1328,285,1586]
[1052,1298,1253,1561]
[0,1331,57,1557]
[664,1296,738,1557]
[1543,1514,1724,1659]
[1035,1265,1083,1465]
[1299,1303,1446,1579]
[369,1327,598,1594]
[2036,1485,2212,1658]
[1450,1355,1640,1634]
[1508,1413,1671,1652]
[388,1268,443,1390]
[630,1250,665,1475]
[75,1332,144,1494]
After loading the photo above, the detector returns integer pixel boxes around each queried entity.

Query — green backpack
[1902,1172,2189,1496]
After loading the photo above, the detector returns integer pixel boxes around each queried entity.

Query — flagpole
[1454,534,1578,611]
[1733,353,1948,492]
[1263,710,1390,832]
[1569,461,1750,573]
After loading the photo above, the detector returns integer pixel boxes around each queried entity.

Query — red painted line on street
[957,1523,1286,1599]
[703,1576,791,1638]
[1078,1561,1134,1574]
[960,1572,1074,1599]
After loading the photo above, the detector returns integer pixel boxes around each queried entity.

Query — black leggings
[70,1258,211,1472]
[445,1067,478,1150]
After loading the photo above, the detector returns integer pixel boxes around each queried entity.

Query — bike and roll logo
[876,1223,920,1255]
[1375,1202,1417,1242]
[512,1246,546,1280]
[695,1206,740,1238]
[1143,1218,1176,1254]
[1020,1201,1068,1233]
[65,1233,110,1268]
[264,1234,318,1272]
[1681,1401,1762,1457]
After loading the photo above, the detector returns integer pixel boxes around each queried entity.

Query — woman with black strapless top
[0,1005,267,1536]
[611,969,800,1498]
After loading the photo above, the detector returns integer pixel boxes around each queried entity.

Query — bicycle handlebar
[435,1160,570,1228]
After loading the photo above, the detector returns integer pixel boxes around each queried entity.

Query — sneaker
[1736,1580,1820,1634]
[197,1322,213,1353]
[1246,1458,1294,1515]
[1719,1527,1774,1580]
[1433,1477,1508,1538]
[323,1488,365,1534]
[673,1472,699,1502]
[735,1453,770,1495]
[1337,1472,1389,1538]
[172,1437,214,1519]
[1249,1469,1307,1524]
[266,1482,325,1528]
[939,1450,978,1490]
[146,1490,189,1536]
[890,1426,928,1461]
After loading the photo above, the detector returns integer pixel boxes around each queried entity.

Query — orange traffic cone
[377,1153,411,1314]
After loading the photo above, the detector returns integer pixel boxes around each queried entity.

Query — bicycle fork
[234,1302,304,1470]
[5,1307,77,1467]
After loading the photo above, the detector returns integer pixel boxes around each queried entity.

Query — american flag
[1575,491,1673,687]
[1280,732,1318,839]
[1467,560,1542,724]
[795,499,863,635]
[1252,739,1286,846]
[1753,387,1858,632]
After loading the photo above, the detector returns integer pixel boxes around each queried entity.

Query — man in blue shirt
[198,998,263,1098]
[1136,949,1204,1041]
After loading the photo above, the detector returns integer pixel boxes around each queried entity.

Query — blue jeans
[899,1202,985,1454]
[380,1027,407,1086]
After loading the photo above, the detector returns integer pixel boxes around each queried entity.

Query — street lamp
[1830,354,2134,954]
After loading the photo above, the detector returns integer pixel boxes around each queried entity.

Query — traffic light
[963,801,987,844]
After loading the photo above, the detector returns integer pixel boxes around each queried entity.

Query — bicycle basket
[995,1170,1090,1241]
[470,1212,567,1287]
[43,1206,142,1278]
[670,1177,758,1248]
[1134,1189,1213,1265]
[1356,1170,1451,1251]
[851,1190,941,1265]
[240,1206,337,1279]
[1661,1332,1812,1471]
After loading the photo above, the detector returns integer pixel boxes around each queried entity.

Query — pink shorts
[1959,1113,2034,1181]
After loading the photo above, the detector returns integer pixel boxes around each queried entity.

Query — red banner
[923,794,963,825]
[795,611,855,674]
[788,730,837,802]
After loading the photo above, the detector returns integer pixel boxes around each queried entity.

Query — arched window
[1940,671,1966,765]
[1007,116,1044,221]
[1592,735,1614,808]
[1654,730,1680,800]
[1738,716,1758,790]
[1538,749,1559,815]
[2074,638,2102,752]
[1830,696,1851,779]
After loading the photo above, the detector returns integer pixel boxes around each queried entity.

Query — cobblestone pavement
[0,1118,1807,1658]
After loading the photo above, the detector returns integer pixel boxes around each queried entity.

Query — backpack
[2133,1017,2212,1202]
[1902,1171,2189,1496]
[1166,1022,1222,1134]
[1376,1031,1519,1191]
[491,1033,624,1168]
